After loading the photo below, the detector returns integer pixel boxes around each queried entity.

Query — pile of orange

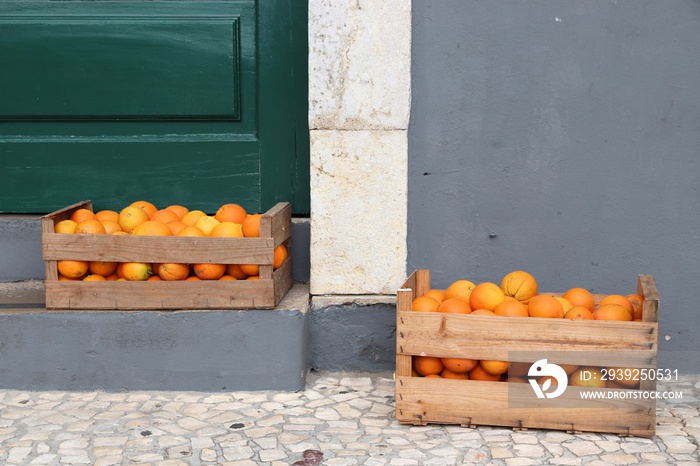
[413,355,641,388]
[410,269,646,382]
[54,200,288,282]
[411,269,643,321]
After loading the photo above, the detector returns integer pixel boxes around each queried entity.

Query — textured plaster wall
[309,0,411,295]
[408,1,700,370]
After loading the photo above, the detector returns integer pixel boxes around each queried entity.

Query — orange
[528,294,564,318]
[413,356,444,376]
[469,282,505,311]
[239,264,259,276]
[560,364,580,375]
[83,274,106,281]
[192,263,226,280]
[150,209,180,225]
[594,303,632,321]
[209,222,244,238]
[273,244,288,269]
[469,364,502,381]
[440,368,469,379]
[437,298,471,314]
[130,200,158,219]
[57,260,89,279]
[112,231,129,236]
[569,367,606,388]
[215,203,247,224]
[118,205,150,234]
[165,204,189,220]
[508,362,531,378]
[493,299,528,317]
[147,275,162,281]
[132,220,173,236]
[181,209,207,227]
[500,270,538,302]
[94,210,119,223]
[564,306,594,320]
[100,220,122,234]
[54,219,77,234]
[424,374,442,379]
[118,262,152,281]
[157,263,190,281]
[219,275,237,281]
[246,275,260,280]
[626,293,644,320]
[505,377,527,383]
[105,273,119,281]
[440,358,477,374]
[423,289,446,304]
[242,213,262,237]
[194,215,220,235]
[471,309,496,316]
[58,275,80,281]
[177,226,205,237]
[70,208,95,224]
[185,276,201,281]
[563,287,595,312]
[75,219,106,235]
[166,221,187,236]
[607,367,640,388]
[599,295,634,315]
[226,264,249,279]
[89,261,118,277]
[554,296,574,313]
[445,279,475,302]
[480,360,509,376]
[412,296,440,312]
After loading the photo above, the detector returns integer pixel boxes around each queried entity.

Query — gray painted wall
[408,1,699,370]
[0,309,307,391]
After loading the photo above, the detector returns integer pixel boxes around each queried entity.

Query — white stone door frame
[308,0,411,296]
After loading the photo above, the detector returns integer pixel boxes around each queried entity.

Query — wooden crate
[396,270,660,437]
[42,201,293,310]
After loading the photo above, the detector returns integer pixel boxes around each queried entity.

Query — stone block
[309,0,411,130]
[310,130,407,295]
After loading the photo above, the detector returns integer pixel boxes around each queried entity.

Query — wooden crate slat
[396,377,655,437]
[638,274,660,323]
[43,233,274,264]
[45,279,276,310]
[398,311,657,365]
[396,287,416,379]
[273,255,294,304]
[41,200,93,226]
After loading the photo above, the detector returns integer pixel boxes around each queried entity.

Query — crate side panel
[43,233,274,264]
[266,202,292,246]
[45,280,275,310]
[272,256,293,306]
[397,312,657,366]
[396,377,655,437]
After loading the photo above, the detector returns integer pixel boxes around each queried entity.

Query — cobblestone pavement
[0,372,697,466]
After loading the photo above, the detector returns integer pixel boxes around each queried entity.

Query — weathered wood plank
[397,311,657,366]
[396,377,655,437]
[45,279,276,310]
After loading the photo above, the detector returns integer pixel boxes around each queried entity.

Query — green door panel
[1,18,241,120]
[3,138,260,214]
[0,0,309,215]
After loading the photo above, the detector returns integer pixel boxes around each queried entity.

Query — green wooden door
[0,0,309,215]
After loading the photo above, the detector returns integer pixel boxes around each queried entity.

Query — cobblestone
[0,373,696,465]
